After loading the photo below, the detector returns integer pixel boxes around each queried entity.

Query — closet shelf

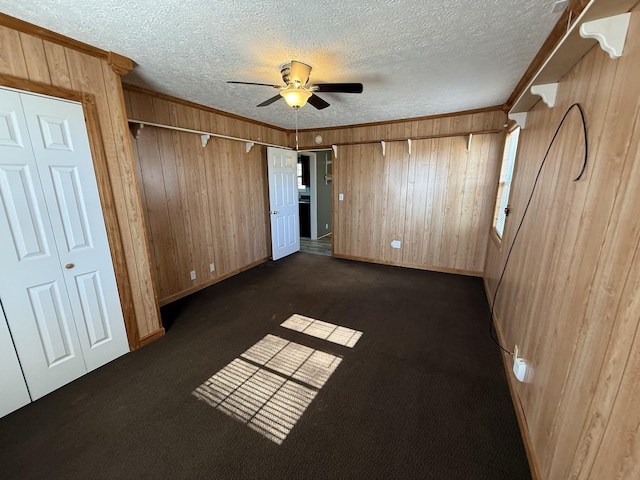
[509,0,636,126]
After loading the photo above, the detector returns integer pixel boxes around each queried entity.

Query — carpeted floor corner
[0,253,530,479]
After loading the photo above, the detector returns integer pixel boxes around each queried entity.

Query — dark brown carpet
[0,253,530,479]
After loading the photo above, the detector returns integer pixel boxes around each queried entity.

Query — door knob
[269,210,279,215]
[65,263,74,269]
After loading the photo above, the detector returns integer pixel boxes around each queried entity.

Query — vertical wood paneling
[297,107,504,150]
[334,128,502,275]
[42,41,72,89]
[0,26,28,76]
[18,33,51,84]
[123,85,289,148]
[127,90,271,304]
[101,60,161,340]
[0,23,162,343]
[484,7,640,479]
[130,124,172,298]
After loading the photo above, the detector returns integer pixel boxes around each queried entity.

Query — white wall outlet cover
[190,270,196,280]
[513,357,527,382]
[210,263,215,272]
[391,240,401,249]
[339,193,344,201]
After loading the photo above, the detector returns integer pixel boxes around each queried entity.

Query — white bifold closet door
[0,87,129,407]
[0,304,31,417]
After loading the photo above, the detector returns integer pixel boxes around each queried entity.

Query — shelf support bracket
[245,141,254,153]
[381,141,386,157]
[407,138,412,155]
[200,134,210,148]
[332,144,337,158]
[580,13,631,59]
[508,112,527,129]
[129,122,144,139]
[530,83,559,108]
[466,134,473,152]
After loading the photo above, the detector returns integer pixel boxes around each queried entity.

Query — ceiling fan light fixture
[280,87,312,108]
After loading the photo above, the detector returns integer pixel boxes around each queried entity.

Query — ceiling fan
[227,60,363,110]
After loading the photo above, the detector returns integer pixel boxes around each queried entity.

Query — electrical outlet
[339,193,344,201]
[325,223,329,229]
[190,270,196,280]
[210,263,215,272]
[513,345,527,382]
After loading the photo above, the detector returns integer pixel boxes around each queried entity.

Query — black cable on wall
[489,103,589,355]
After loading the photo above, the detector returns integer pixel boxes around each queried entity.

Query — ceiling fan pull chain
[295,107,299,150]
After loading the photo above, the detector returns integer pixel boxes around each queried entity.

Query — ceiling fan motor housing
[230,60,362,110]
[280,63,291,85]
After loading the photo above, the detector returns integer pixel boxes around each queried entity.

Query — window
[493,126,520,239]
[297,161,304,189]
[297,155,310,190]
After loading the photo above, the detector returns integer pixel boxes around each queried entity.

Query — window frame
[492,124,521,244]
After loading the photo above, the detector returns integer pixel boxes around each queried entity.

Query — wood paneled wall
[124,84,289,147]
[332,112,505,275]
[484,6,640,479]
[0,19,162,344]
[297,108,505,150]
[124,89,272,304]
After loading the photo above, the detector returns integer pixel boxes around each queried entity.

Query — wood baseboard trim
[333,253,483,277]
[138,327,165,347]
[482,276,541,480]
[158,257,270,306]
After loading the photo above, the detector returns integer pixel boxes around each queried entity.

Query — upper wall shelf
[509,0,637,125]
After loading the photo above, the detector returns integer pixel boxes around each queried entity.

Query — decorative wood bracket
[129,122,144,139]
[579,13,631,59]
[107,51,134,75]
[381,141,386,156]
[246,142,254,153]
[332,145,337,158]
[508,112,528,129]
[407,139,412,155]
[530,83,559,108]
[466,134,473,152]
[200,134,210,148]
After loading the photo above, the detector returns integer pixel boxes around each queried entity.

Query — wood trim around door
[0,74,141,349]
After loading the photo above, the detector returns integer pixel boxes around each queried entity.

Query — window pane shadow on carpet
[0,253,531,480]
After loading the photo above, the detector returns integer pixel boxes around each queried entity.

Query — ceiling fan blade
[227,81,281,88]
[289,61,312,85]
[307,94,330,110]
[257,94,283,107]
[313,83,363,93]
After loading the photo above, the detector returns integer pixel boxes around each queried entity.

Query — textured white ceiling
[0,1,563,129]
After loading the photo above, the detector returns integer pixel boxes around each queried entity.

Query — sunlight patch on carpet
[281,314,363,348]
[241,334,342,387]
[194,335,344,444]
[193,358,317,445]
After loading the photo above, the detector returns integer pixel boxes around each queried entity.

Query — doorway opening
[297,150,332,256]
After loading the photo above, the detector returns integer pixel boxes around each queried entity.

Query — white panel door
[0,302,31,417]
[20,93,129,372]
[267,147,299,260]
[0,88,129,403]
[0,88,87,400]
